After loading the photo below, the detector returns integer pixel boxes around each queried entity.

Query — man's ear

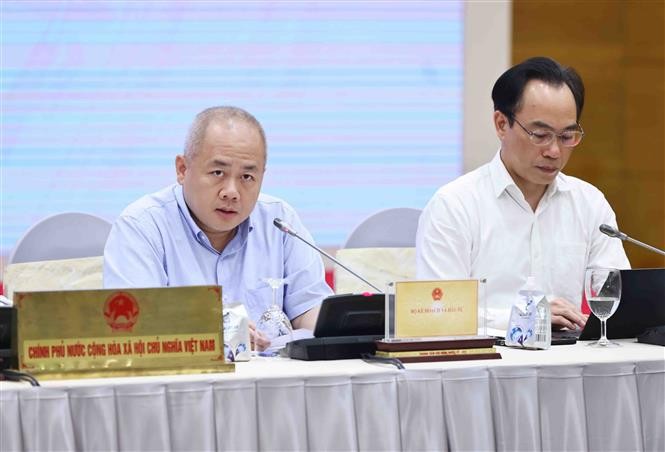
[493,110,509,139]
[175,155,187,185]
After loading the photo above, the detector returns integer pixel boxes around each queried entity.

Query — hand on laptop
[249,321,271,351]
[550,297,588,331]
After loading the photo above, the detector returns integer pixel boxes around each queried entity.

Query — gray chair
[8,212,112,264]
[343,207,422,249]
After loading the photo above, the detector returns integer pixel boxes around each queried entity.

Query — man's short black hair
[492,56,585,125]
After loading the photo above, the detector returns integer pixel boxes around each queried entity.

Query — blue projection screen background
[1,1,463,257]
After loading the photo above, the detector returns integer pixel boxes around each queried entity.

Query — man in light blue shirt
[104,106,332,350]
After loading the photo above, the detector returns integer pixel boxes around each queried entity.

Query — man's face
[494,80,578,195]
[175,120,265,250]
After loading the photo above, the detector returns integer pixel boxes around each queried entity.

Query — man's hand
[248,321,271,351]
[549,297,588,330]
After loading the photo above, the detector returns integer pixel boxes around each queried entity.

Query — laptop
[551,268,665,344]
[578,268,664,341]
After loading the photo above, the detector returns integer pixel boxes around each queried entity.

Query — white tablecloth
[1,340,663,451]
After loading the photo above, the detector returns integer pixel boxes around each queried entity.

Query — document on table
[260,328,314,356]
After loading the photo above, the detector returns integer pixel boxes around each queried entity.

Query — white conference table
[1,339,663,451]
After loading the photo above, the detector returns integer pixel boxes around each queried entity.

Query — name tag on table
[391,280,478,338]
[15,286,234,379]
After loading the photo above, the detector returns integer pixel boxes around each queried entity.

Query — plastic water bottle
[506,276,551,349]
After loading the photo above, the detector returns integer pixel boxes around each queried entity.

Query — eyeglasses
[511,116,585,147]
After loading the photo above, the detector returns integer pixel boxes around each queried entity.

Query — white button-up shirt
[416,151,630,330]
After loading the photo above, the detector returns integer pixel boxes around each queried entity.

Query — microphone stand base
[637,325,665,347]
[282,335,383,360]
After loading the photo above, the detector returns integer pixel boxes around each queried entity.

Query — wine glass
[584,268,622,347]
[256,277,293,341]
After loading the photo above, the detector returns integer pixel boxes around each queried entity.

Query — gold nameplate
[15,286,234,379]
[394,280,478,338]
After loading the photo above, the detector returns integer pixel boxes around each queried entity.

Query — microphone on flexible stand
[273,218,386,360]
[599,224,665,256]
[273,218,382,293]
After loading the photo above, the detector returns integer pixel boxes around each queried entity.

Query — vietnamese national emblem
[103,292,140,332]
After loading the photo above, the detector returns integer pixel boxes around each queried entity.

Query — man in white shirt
[416,57,630,331]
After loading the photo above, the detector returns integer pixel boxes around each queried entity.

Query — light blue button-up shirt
[103,184,332,322]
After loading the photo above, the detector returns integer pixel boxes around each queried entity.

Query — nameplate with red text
[15,286,233,379]
[393,280,478,338]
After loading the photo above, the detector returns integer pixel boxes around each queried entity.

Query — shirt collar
[174,184,254,253]
[489,149,572,199]
[174,184,203,239]
[489,150,517,198]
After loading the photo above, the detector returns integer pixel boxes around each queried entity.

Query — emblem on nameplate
[103,292,140,332]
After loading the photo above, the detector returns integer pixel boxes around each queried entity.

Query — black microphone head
[599,224,626,240]
[599,224,618,237]
[273,218,296,236]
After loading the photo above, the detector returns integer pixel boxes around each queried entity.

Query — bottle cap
[524,276,538,291]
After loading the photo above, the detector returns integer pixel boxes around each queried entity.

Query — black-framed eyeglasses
[511,116,585,147]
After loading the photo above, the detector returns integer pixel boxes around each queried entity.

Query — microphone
[599,224,626,240]
[273,218,382,293]
[599,224,665,256]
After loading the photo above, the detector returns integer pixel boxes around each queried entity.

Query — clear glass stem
[599,319,609,345]
[272,287,278,307]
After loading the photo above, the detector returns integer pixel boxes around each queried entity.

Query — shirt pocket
[551,241,588,305]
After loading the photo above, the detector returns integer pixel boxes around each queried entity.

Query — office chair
[342,207,422,248]
[8,212,112,264]
[334,207,421,293]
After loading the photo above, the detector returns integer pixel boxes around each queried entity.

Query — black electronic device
[637,325,665,346]
[284,293,385,360]
[284,335,382,361]
[0,306,17,370]
[549,331,579,345]
[313,293,384,337]
[579,268,665,342]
